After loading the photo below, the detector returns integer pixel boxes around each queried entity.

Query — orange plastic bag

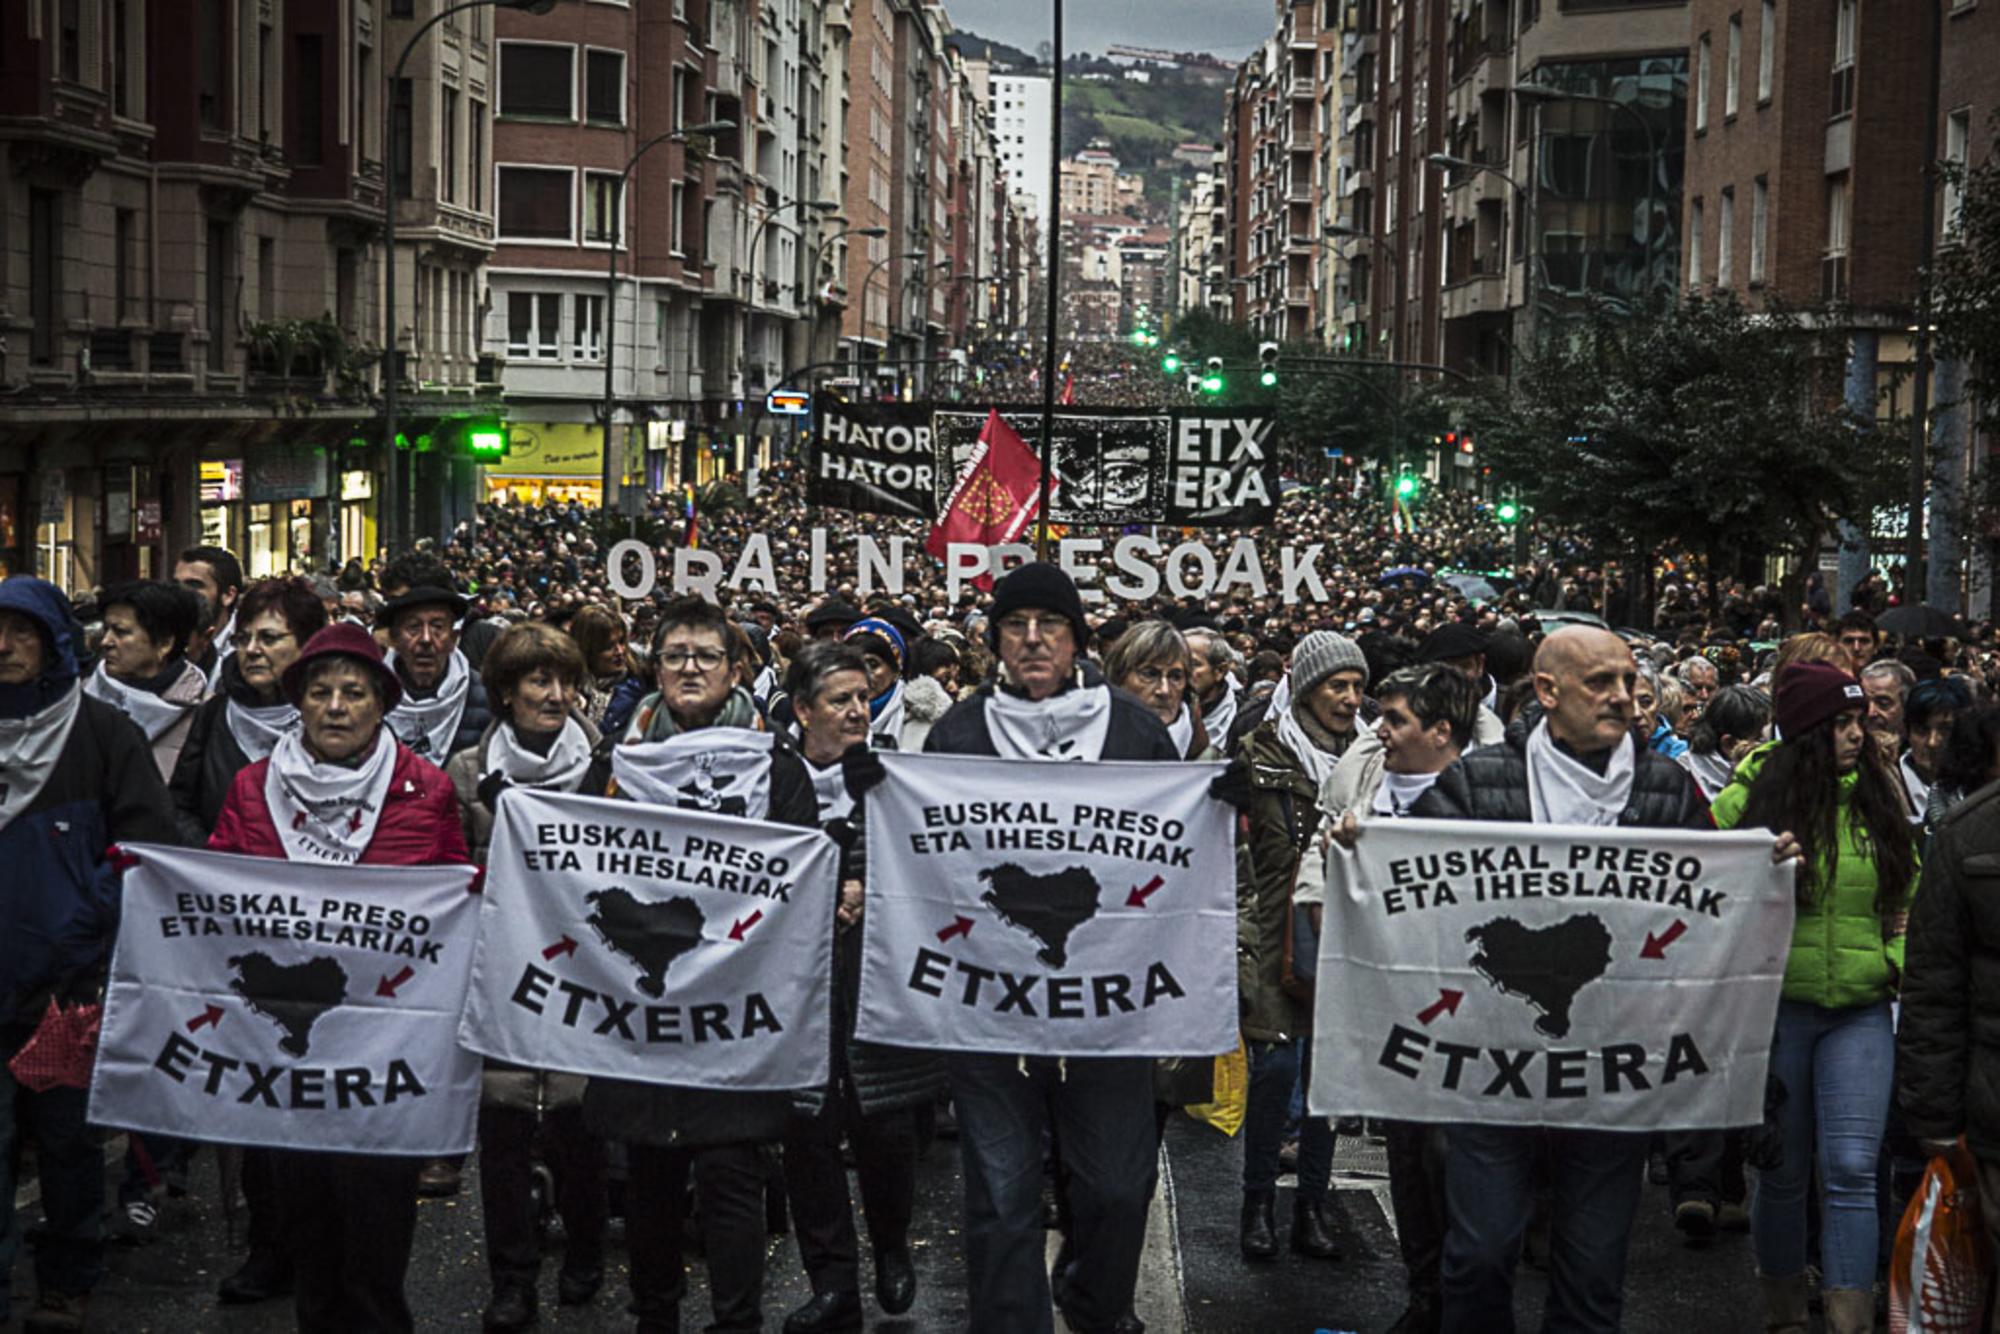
[1889,1145,1993,1334]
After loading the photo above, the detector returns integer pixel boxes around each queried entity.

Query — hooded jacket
[1710,741,1914,1009]
[0,578,177,1034]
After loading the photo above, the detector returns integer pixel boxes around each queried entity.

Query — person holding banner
[207,622,471,1333]
[856,561,1190,1334]
[445,623,608,1331]
[581,596,820,1334]
[0,577,176,1333]
[1711,661,1918,1334]
[1236,631,1369,1264]
[1410,626,1712,1334]
[84,579,210,780]
[780,641,942,1332]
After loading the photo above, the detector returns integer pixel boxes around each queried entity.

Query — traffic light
[1258,341,1279,388]
[1162,349,1182,375]
[1496,500,1520,523]
[1202,357,1225,394]
[1395,472,1420,500]
[465,419,509,461]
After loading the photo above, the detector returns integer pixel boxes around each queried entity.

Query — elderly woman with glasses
[1102,619,1214,760]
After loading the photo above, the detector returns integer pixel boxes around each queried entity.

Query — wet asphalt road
[14,1120,1777,1332]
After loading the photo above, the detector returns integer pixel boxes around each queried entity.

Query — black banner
[807,401,936,518]
[931,410,1172,526]
[1166,411,1280,527]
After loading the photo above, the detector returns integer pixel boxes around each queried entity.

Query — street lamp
[862,249,925,355]
[381,0,557,554]
[599,118,735,514]
[1508,80,1660,283]
[745,198,842,305]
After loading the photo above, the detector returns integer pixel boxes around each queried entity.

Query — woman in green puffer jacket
[1711,661,1918,1334]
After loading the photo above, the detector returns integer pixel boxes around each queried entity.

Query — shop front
[199,440,333,578]
[481,422,605,507]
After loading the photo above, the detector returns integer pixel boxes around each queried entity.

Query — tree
[1462,293,1901,625]
[1932,114,2000,423]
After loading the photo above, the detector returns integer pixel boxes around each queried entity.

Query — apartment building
[991,71,1053,232]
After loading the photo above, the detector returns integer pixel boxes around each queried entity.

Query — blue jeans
[948,1053,1157,1334]
[0,1059,104,1313]
[1441,1124,1647,1334]
[1751,999,1894,1290]
[1243,1038,1334,1200]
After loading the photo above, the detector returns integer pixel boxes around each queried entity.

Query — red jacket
[209,739,471,867]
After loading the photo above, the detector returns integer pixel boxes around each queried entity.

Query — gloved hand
[477,770,514,810]
[1208,757,1254,810]
[842,743,887,803]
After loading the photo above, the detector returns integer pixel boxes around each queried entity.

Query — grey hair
[1185,628,1237,672]
[1635,659,1663,693]
[782,639,871,706]
[1674,655,1719,682]
[1102,620,1190,688]
[1860,658,1915,700]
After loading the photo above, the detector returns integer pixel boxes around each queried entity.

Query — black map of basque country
[978,862,1102,968]
[1464,913,1614,1040]
[585,888,707,998]
[227,952,349,1057]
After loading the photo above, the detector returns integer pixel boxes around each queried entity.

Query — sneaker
[416,1159,462,1198]
[115,1199,159,1245]
[24,1289,89,1332]
[1674,1199,1717,1243]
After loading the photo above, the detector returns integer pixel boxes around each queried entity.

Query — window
[1695,35,1710,132]
[498,167,573,240]
[1834,0,1856,66]
[1757,0,1775,102]
[584,172,623,244]
[586,49,625,125]
[470,100,487,211]
[392,78,414,197]
[670,181,687,254]
[206,219,232,372]
[293,34,324,164]
[1725,17,1741,118]
[30,191,59,366]
[506,292,562,359]
[357,43,372,160]
[1688,198,1704,292]
[199,0,225,129]
[441,86,459,204]
[1751,176,1768,282]
[112,0,142,116]
[59,0,82,83]
[336,248,357,332]
[258,22,274,139]
[1826,175,1850,254]
[673,69,689,132]
[1945,108,1972,233]
[1718,188,1734,286]
[574,294,605,361]
[258,236,275,322]
[500,43,575,120]
[115,209,136,321]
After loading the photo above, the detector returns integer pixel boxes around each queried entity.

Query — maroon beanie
[1774,661,1865,738]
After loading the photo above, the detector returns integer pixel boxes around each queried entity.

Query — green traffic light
[467,422,507,460]
[1396,474,1419,498]
[1496,501,1520,523]
[1201,374,1224,394]
[1260,369,1278,388]
[1162,353,1182,374]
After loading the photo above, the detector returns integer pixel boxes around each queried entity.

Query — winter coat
[207,738,472,867]
[580,723,820,1151]
[1236,717,1335,1042]
[0,578,178,1034]
[1898,782,2000,1160]
[117,659,209,782]
[167,657,268,845]
[1411,708,1710,832]
[897,674,954,754]
[1649,719,1691,761]
[1710,742,1914,1010]
[922,662,1178,762]
[390,662,494,762]
[598,674,649,742]
[444,714,603,862]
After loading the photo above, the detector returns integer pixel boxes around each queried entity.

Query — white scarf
[0,687,82,831]
[752,663,779,706]
[807,754,854,822]
[85,660,202,742]
[1373,768,1443,818]
[870,681,907,746]
[485,717,593,794]
[612,726,774,819]
[1276,699,1343,790]
[1678,748,1735,802]
[385,649,471,762]
[205,610,239,688]
[1200,682,1238,750]
[985,681,1113,762]
[1168,700,1196,757]
[1901,754,1931,824]
[1525,720,1635,827]
[263,729,398,863]
[224,696,300,763]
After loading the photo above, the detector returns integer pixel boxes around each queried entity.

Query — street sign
[766,390,811,416]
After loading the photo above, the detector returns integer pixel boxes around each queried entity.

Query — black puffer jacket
[923,662,1178,762]
[580,726,820,1150]
[1412,707,1710,831]
[167,657,262,845]
[1898,783,2000,1160]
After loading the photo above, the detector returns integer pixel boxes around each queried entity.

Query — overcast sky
[943,0,1264,62]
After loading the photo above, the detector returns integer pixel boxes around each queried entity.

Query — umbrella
[1533,609,1610,631]
[1438,571,1498,601]
[1379,565,1431,587]
[1875,604,1963,640]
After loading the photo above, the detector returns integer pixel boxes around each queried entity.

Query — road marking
[1333,1172,1398,1240]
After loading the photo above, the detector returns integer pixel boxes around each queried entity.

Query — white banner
[459,789,837,1091]
[1309,819,1795,1130]
[857,752,1238,1057]
[89,846,482,1155]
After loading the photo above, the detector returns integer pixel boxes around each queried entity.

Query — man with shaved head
[1413,626,1712,1333]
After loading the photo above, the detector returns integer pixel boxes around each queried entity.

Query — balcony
[1443,273,1506,321]
[1286,285,1314,307]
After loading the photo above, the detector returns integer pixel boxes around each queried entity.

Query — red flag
[925,410,1055,560]
[1059,372,1076,406]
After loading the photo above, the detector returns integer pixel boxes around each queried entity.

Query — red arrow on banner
[936,915,975,943]
[1640,919,1689,960]
[1416,989,1464,1025]
[729,910,764,942]
[1126,875,1165,908]
[377,965,415,998]
[185,1003,224,1032]
[542,935,578,960]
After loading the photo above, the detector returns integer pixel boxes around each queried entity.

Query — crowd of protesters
[9,461,2000,1334]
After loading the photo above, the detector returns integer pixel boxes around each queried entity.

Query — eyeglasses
[659,647,728,671]
[1130,666,1188,688]
[231,631,296,651]
[997,614,1072,640]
